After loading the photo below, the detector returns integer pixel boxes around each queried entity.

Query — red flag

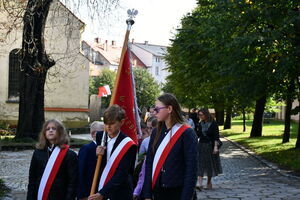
[98,85,111,97]
[110,47,139,144]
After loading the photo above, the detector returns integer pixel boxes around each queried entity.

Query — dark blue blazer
[95,131,137,200]
[77,141,97,199]
[143,125,198,200]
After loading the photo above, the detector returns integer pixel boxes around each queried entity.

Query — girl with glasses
[143,93,198,200]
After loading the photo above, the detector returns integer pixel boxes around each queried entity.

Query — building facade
[0,0,90,128]
[82,39,146,77]
[131,41,170,85]
[275,99,300,122]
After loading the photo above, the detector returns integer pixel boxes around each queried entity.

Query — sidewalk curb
[0,143,85,151]
[222,136,300,180]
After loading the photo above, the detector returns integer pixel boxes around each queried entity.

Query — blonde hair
[36,119,69,149]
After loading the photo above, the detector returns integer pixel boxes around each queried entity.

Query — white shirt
[106,132,120,162]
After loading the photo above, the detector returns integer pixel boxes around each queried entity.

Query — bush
[233,114,253,120]
[0,179,10,198]
[0,121,15,136]
[0,121,9,130]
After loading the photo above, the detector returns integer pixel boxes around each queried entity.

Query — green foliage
[162,81,199,109]
[0,179,10,198]
[89,67,161,110]
[89,68,116,108]
[0,121,9,130]
[133,67,161,109]
[265,98,285,113]
[0,121,14,136]
[233,114,253,121]
[165,0,300,115]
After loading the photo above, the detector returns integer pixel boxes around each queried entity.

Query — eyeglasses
[153,106,167,113]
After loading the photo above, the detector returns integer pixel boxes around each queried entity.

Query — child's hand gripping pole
[90,132,106,195]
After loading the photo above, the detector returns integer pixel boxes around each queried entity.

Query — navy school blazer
[95,131,137,200]
[143,125,198,200]
[77,141,97,199]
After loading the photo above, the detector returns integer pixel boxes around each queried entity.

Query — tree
[133,67,160,110]
[16,0,55,139]
[165,0,299,139]
[294,78,300,149]
[0,0,120,139]
[224,106,232,130]
[89,67,161,112]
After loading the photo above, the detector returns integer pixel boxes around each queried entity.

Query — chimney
[132,38,135,43]
[144,41,148,45]
[94,38,99,43]
[112,40,116,46]
[105,40,108,51]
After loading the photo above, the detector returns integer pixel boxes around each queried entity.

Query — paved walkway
[0,136,299,200]
[196,139,300,200]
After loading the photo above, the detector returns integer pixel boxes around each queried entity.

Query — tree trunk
[295,113,300,149]
[16,0,55,139]
[215,109,224,125]
[250,96,267,137]
[282,81,295,143]
[295,78,300,149]
[224,107,232,130]
[242,108,246,132]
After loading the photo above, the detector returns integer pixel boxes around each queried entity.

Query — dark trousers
[153,187,182,200]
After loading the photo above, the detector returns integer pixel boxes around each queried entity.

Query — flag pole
[89,9,138,196]
[110,9,137,106]
[90,132,106,195]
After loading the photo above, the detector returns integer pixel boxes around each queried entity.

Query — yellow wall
[0,0,89,128]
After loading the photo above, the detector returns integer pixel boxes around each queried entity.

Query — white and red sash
[98,136,135,191]
[152,123,189,189]
[37,145,69,200]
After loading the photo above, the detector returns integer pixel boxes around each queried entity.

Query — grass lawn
[221,119,300,172]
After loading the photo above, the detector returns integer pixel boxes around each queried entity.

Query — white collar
[107,131,120,142]
[47,144,55,152]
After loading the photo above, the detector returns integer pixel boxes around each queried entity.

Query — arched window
[8,49,20,100]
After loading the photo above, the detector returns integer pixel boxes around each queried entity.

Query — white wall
[149,56,170,85]
[131,44,170,86]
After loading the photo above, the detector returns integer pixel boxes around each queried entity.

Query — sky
[80,0,197,46]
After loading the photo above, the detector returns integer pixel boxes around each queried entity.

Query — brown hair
[103,104,126,124]
[140,121,147,129]
[146,116,157,127]
[36,119,69,149]
[198,108,214,122]
[152,93,184,152]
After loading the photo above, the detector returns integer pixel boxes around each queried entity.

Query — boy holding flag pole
[88,9,140,200]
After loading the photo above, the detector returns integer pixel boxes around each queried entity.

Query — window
[155,57,161,63]
[155,66,159,75]
[8,49,21,100]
